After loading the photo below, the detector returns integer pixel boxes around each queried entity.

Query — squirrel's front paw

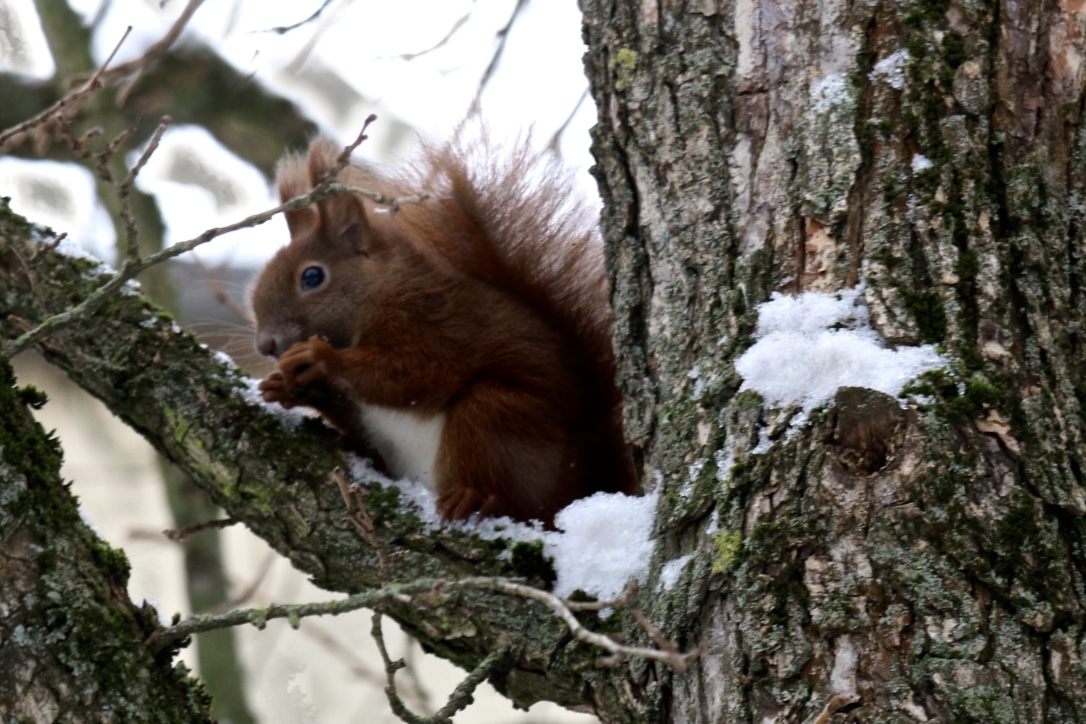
[278,337,337,385]
[258,370,298,408]
[260,337,337,407]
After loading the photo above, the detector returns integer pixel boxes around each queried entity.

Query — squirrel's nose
[256,333,279,358]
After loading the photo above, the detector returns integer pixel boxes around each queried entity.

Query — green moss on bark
[0,356,213,720]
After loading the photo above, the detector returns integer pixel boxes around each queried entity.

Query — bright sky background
[0,0,597,266]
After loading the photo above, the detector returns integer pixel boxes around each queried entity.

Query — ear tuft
[306,136,343,185]
[276,149,319,239]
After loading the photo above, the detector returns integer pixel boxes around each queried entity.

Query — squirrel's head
[250,137,382,359]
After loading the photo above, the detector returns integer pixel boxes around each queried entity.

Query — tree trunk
[0,356,213,720]
[582,0,1086,720]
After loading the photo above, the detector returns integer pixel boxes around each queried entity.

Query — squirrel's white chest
[357,404,445,490]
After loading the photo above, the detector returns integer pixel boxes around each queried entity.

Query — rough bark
[0,355,213,720]
[582,0,1086,721]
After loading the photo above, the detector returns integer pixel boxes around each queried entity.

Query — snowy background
[0,0,598,267]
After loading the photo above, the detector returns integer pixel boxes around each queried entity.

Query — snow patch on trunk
[735,287,944,418]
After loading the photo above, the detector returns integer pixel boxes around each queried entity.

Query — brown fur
[250,135,636,525]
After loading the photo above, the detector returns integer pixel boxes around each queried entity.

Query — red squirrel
[250,135,637,525]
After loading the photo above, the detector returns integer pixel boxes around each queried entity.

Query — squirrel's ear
[306,136,371,256]
[318,192,371,256]
[276,151,320,240]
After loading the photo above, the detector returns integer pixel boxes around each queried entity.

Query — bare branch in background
[0,26,132,153]
[467,0,530,116]
[302,622,385,687]
[280,0,347,74]
[100,0,209,104]
[163,516,239,543]
[0,0,204,151]
[119,117,172,260]
[547,88,590,154]
[392,2,476,62]
[266,0,338,35]
[209,553,278,614]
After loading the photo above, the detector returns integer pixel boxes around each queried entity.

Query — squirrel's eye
[300,265,325,291]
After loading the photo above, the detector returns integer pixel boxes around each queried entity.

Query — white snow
[78,503,104,537]
[348,451,661,604]
[545,491,659,601]
[870,50,909,90]
[687,458,707,486]
[911,154,933,173]
[54,234,107,266]
[238,376,318,428]
[687,364,712,399]
[657,553,694,591]
[734,287,944,417]
[120,279,142,296]
[213,350,237,368]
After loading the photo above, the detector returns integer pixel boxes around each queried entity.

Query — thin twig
[811,693,861,724]
[317,116,379,187]
[266,0,337,35]
[103,0,208,105]
[564,582,636,611]
[4,181,424,357]
[371,611,419,723]
[56,117,103,163]
[28,233,64,266]
[150,575,702,671]
[0,27,133,153]
[120,117,172,261]
[392,3,475,61]
[372,610,506,724]
[432,649,507,721]
[478,578,701,670]
[333,467,392,580]
[163,516,239,542]
[338,468,441,722]
[467,0,529,116]
[547,88,590,154]
[628,592,688,673]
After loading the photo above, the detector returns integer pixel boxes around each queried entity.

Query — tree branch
[0,26,132,153]
[0,207,650,713]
